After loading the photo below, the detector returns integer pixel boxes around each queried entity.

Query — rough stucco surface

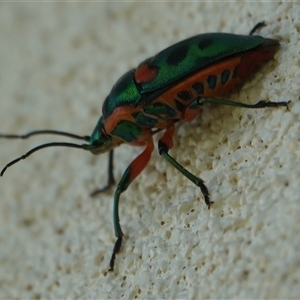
[0,2,299,299]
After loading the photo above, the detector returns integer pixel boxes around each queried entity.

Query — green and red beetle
[0,24,289,271]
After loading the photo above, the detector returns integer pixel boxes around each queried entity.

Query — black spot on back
[198,38,213,50]
[167,44,189,66]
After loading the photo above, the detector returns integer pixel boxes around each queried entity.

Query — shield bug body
[0,26,289,271]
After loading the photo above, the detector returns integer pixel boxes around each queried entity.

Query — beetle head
[88,116,122,155]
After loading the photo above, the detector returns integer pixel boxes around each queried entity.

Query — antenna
[0,130,90,141]
[0,130,95,176]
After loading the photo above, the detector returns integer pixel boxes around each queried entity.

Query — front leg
[90,150,115,196]
[109,139,154,271]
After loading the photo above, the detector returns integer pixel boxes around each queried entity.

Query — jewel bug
[0,24,289,271]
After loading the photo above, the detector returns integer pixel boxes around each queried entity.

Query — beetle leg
[249,21,266,36]
[158,125,212,208]
[90,150,115,196]
[184,97,289,122]
[183,100,202,122]
[195,97,290,109]
[109,139,154,271]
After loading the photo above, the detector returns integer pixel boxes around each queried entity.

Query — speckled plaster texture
[0,2,299,299]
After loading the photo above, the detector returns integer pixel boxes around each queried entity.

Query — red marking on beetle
[104,106,137,134]
[151,56,242,123]
[236,49,276,80]
[183,107,200,123]
[135,64,158,84]
[104,105,176,135]
[128,139,154,182]
[160,125,175,149]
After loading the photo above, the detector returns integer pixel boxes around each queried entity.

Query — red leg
[159,124,175,149]
[109,137,154,271]
[127,139,154,184]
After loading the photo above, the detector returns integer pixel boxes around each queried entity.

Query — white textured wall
[0,2,299,299]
